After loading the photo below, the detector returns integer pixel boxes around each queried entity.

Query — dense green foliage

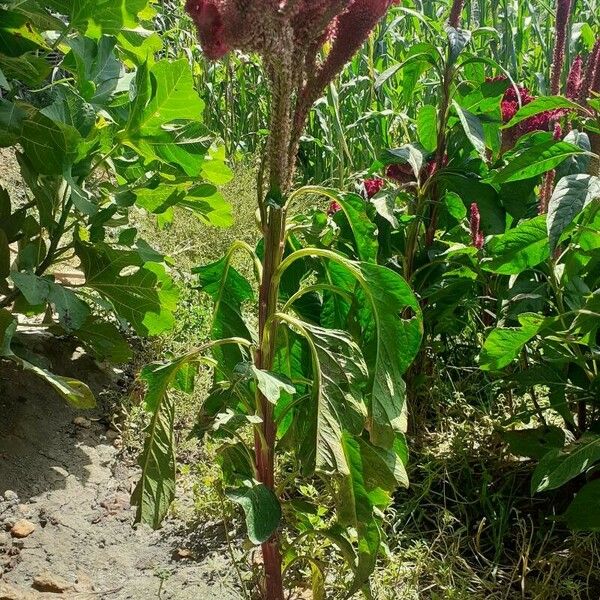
[0,0,232,405]
[1,0,600,598]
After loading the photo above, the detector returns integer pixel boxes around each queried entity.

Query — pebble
[2,493,17,504]
[73,416,92,429]
[10,521,35,539]
[32,571,72,593]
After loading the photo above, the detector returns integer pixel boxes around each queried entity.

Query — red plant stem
[255,205,286,600]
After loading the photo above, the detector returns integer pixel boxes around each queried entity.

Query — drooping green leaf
[194,255,254,378]
[356,262,422,447]
[547,175,600,250]
[303,187,377,263]
[284,317,368,475]
[491,140,585,184]
[446,25,472,65]
[504,96,581,129]
[73,316,132,363]
[417,104,438,153]
[532,435,600,494]
[250,365,295,404]
[479,313,546,371]
[11,272,90,331]
[0,308,95,409]
[453,100,486,160]
[564,480,600,531]
[132,355,192,528]
[226,482,282,545]
[483,216,550,275]
[501,426,565,460]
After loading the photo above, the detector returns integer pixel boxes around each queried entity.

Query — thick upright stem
[254,200,287,600]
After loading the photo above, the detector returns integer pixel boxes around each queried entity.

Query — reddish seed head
[386,163,414,183]
[566,55,583,99]
[327,201,342,216]
[185,0,230,59]
[364,177,385,198]
[470,203,484,249]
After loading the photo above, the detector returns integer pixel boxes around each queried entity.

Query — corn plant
[132,1,423,597]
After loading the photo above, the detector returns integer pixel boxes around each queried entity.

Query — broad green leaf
[62,36,120,106]
[0,53,50,86]
[226,482,282,545]
[0,99,26,146]
[180,184,233,228]
[491,140,585,184]
[301,187,377,263]
[504,96,581,129]
[43,0,151,36]
[73,316,132,363]
[532,435,600,494]
[75,241,178,336]
[417,104,437,153]
[547,175,600,250]
[250,365,295,404]
[20,110,81,175]
[479,313,546,371]
[11,272,90,331]
[194,255,254,378]
[139,59,204,136]
[285,317,368,475]
[132,355,191,528]
[483,216,550,275]
[453,100,486,160]
[41,85,96,137]
[501,426,565,460]
[564,480,600,531]
[0,308,95,408]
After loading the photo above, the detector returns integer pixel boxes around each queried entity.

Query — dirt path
[0,336,241,600]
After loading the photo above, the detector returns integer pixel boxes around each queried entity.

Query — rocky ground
[0,334,241,600]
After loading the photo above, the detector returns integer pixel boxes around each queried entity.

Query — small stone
[73,416,91,429]
[105,429,120,442]
[0,532,10,547]
[32,571,72,593]
[10,520,35,539]
[2,493,17,503]
[174,548,194,560]
[0,582,38,599]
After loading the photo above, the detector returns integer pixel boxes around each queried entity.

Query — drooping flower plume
[550,0,573,95]
[581,39,600,104]
[566,55,583,100]
[186,0,396,192]
[448,0,465,28]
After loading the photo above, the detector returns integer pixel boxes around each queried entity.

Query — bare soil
[0,335,241,600]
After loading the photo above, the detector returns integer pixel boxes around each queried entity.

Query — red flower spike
[364,177,385,198]
[566,55,583,100]
[448,0,465,28]
[550,0,573,95]
[470,203,484,250]
[581,39,600,104]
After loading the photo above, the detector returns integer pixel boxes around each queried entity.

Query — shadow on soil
[0,332,114,499]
